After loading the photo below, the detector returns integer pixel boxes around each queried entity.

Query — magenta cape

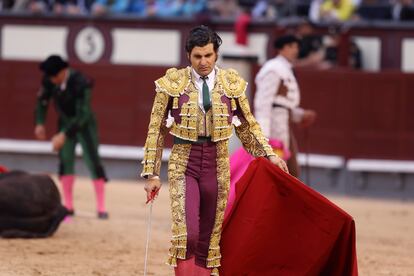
[220,158,358,276]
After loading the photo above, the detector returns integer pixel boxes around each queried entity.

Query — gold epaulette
[218,68,247,99]
[155,67,191,97]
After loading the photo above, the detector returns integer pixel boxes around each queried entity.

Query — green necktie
[201,76,211,112]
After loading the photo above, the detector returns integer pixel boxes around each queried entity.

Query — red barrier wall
[295,68,414,160]
[1,15,414,160]
[2,60,413,160]
[0,60,169,146]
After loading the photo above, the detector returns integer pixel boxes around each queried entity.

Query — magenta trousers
[184,141,218,267]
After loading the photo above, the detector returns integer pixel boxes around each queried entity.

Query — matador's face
[188,43,217,77]
[50,68,67,85]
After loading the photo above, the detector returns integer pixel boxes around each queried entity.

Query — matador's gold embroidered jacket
[141,66,275,177]
[140,67,275,275]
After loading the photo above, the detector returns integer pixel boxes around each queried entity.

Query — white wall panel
[218,32,268,65]
[111,29,180,66]
[402,38,414,72]
[2,25,68,61]
[353,36,381,71]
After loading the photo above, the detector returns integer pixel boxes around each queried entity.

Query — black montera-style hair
[185,25,222,53]
[273,35,301,50]
[39,55,69,77]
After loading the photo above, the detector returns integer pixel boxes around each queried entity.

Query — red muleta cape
[220,158,358,276]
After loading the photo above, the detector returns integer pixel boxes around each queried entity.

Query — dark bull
[0,171,68,238]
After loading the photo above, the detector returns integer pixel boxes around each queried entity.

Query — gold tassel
[167,256,177,266]
[231,98,237,111]
[173,97,179,109]
[177,248,186,259]
[211,267,219,275]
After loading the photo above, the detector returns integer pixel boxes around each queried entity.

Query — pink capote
[225,139,290,219]
[220,158,358,276]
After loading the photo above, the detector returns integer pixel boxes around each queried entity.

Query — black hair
[185,25,222,54]
[39,55,69,77]
[273,35,301,50]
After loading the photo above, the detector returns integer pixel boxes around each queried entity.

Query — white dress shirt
[254,55,303,148]
[192,68,215,113]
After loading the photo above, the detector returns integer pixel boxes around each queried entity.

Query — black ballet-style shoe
[67,209,75,216]
[97,211,109,219]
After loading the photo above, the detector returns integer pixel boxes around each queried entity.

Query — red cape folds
[220,158,358,276]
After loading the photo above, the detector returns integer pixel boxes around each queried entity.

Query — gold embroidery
[173,97,179,109]
[235,94,275,157]
[197,107,209,137]
[180,99,198,130]
[211,89,232,142]
[169,83,199,141]
[218,68,247,99]
[206,140,230,273]
[155,67,191,97]
[204,108,213,137]
[141,91,169,177]
[165,142,231,275]
[164,68,248,143]
[170,90,199,141]
[189,90,198,102]
[143,66,276,276]
[231,98,237,111]
[167,144,192,266]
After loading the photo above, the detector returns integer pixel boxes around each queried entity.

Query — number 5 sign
[74,26,105,64]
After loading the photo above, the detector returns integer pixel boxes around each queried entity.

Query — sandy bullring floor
[1,177,414,276]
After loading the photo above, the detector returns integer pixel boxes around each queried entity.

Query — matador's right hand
[144,177,161,203]
[268,155,289,174]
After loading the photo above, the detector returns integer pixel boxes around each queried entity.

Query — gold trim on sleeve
[235,94,275,157]
[141,90,170,177]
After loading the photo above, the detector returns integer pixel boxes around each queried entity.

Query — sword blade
[143,201,153,276]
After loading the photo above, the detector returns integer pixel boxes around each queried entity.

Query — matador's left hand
[52,132,66,152]
[268,155,289,174]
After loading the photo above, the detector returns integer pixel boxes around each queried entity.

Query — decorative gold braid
[235,94,275,157]
[154,123,168,175]
[206,140,230,275]
[169,84,199,141]
[218,68,247,98]
[141,91,170,177]
[155,67,191,97]
[165,68,248,143]
[166,144,192,267]
[211,87,232,142]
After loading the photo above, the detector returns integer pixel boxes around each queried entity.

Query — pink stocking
[195,264,212,276]
[60,175,75,211]
[174,257,196,276]
[93,178,106,213]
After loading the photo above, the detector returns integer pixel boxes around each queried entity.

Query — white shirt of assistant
[59,69,70,91]
[254,55,302,138]
[192,68,215,113]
